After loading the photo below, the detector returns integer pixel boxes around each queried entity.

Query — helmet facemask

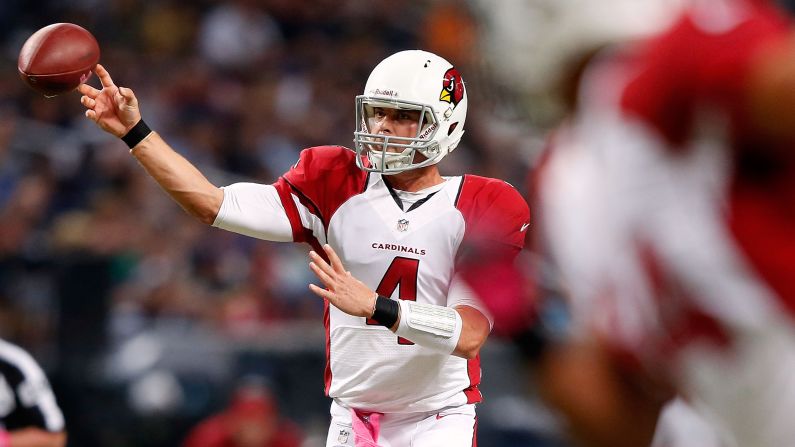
[353,50,467,175]
[354,96,442,175]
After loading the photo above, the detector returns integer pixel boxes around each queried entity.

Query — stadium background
[0,0,568,446]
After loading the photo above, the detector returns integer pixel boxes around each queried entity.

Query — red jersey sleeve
[455,175,533,335]
[456,175,530,253]
[272,146,368,243]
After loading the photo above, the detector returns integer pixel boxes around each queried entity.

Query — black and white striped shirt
[0,339,64,432]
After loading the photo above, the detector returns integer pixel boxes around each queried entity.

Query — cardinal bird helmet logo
[439,68,464,107]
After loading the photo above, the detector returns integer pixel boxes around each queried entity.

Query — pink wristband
[0,429,10,447]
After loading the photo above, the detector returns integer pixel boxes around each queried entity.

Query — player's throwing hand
[78,64,141,138]
[308,244,377,318]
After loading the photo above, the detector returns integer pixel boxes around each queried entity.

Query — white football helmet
[354,50,468,175]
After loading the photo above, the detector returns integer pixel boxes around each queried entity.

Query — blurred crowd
[0,0,538,351]
[0,1,542,446]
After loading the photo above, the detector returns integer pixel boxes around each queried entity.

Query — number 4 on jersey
[367,257,419,345]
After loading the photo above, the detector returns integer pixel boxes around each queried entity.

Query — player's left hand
[308,244,376,318]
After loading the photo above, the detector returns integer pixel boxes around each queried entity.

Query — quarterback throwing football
[78,50,530,446]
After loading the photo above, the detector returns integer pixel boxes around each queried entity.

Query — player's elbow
[457,345,481,360]
[191,206,219,225]
[453,306,490,359]
[455,336,486,359]
[177,188,223,225]
[185,194,223,225]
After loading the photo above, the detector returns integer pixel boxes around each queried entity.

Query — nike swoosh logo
[520,223,530,232]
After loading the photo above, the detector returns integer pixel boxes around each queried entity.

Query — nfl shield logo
[338,429,350,443]
[397,219,409,232]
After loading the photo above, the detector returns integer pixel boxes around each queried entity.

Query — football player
[502,0,795,446]
[77,50,530,447]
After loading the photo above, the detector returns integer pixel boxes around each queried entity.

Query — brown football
[18,23,100,97]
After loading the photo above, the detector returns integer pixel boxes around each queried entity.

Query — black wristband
[371,295,399,328]
[121,119,152,149]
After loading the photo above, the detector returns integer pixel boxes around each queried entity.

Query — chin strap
[394,300,463,355]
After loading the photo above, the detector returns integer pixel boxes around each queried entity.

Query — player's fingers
[78,83,100,98]
[81,95,95,109]
[95,64,116,88]
[118,87,136,104]
[309,261,336,288]
[309,250,336,277]
[309,283,333,300]
[323,244,346,274]
[85,109,98,122]
[112,87,125,106]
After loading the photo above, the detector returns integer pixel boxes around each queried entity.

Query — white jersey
[215,145,529,413]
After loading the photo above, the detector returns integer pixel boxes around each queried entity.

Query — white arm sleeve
[212,183,294,242]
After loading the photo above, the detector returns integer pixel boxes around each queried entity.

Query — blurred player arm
[536,339,670,447]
